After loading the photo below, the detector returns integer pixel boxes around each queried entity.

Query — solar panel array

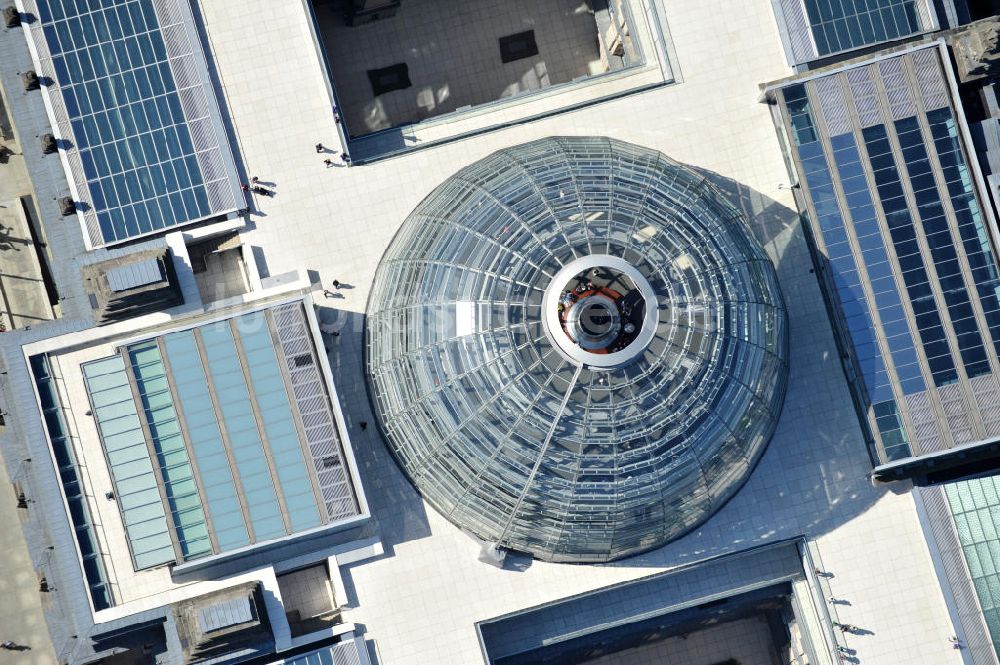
[22,0,242,246]
[774,0,936,66]
[778,48,1000,464]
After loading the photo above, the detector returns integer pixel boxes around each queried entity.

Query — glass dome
[365,137,788,563]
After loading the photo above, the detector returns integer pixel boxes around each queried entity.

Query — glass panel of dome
[366,137,788,563]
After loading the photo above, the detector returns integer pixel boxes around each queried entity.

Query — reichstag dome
[365,137,789,563]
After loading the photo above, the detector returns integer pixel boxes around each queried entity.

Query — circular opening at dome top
[542,255,659,369]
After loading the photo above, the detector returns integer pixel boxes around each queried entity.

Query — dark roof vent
[41,133,57,154]
[3,6,20,28]
[59,197,75,216]
[21,70,39,91]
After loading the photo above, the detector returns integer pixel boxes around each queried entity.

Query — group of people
[240,176,273,197]
[316,142,351,168]
[240,140,350,201]
[557,290,578,312]
[557,281,599,310]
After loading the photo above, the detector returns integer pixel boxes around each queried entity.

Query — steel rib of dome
[365,136,789,563]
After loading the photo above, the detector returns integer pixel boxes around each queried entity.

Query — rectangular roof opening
[308,0,676,160]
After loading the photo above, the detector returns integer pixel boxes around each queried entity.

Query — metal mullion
[155,337,220,555]
[496,363,582,549]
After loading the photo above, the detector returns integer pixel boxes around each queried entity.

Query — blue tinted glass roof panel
[199,324,286,542]
[235,313,322,532]
[150,305,354,555]
[163,330,251,552]
[271,302,360,521]
[71,302,358,567]
[127,340,212,561]
[82,355,175,570]
[27,0,242,247]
